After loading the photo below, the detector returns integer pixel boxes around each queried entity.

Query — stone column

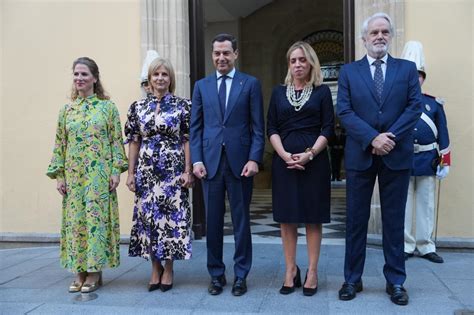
[354,0,405,59]
[141,0,190,98]
[354,0,405,235]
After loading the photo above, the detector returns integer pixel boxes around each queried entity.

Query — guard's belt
[414,142,438,153]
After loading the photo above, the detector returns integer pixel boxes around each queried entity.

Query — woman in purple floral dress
[125,58,193,292]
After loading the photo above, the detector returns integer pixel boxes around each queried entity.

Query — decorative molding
[303,30,344,81]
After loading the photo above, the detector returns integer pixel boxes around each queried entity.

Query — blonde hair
[148,58,176,94]
[284,41,323,87]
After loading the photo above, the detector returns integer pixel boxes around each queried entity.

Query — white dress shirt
[216,68,235,108]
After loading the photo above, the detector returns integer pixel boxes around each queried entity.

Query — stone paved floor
[1,242,473,314]
[2,183,473,314]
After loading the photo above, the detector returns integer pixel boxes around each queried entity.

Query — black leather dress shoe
[404,252,414,261]
[422,252,444,263]
[208,275,226,295]
[231,277,247,296]
[386,284,409,305]
[338,281,363,301]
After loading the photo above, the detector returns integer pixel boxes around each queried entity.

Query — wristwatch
[305,147,316,160]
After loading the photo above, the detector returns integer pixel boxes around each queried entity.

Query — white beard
[366,42,390,58]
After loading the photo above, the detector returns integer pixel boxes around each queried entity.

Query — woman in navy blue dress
[267,41,334,296]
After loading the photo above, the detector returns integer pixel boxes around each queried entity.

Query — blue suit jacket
[190,70,265,179]
[336,55,422,171]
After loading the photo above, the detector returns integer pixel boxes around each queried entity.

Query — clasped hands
[282,151,313,170]
[371,132,396,155]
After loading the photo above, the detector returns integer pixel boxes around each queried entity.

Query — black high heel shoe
[302,270,318,296]
[279,265,302,295]
[148,267,164,292]
[160,270,174,292]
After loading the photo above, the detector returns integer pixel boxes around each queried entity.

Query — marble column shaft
[141,0,190,98]
[354,0,405,234]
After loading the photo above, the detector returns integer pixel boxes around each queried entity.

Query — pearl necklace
[286,83,313,111]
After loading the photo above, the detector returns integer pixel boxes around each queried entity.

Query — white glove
[436,165,450,180]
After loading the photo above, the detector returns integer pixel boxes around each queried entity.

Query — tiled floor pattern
[222,182,347,245]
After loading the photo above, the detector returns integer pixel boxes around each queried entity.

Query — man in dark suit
[190,33,265,296]
[336,13,422,305]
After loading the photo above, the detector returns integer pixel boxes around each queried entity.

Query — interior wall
[405,0,473,238]
[1,0,141,234]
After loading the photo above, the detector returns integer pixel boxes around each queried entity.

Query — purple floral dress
[125,93,192,260]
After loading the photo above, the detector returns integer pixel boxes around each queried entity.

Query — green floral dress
[47,94,128,273]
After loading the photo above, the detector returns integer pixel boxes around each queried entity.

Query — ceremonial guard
[401,41,451,263]
[139,50,160,96]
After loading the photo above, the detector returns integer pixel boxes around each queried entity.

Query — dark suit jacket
[190,70,265,179]
[336,54,422,171]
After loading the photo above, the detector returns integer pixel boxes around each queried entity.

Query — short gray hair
[361,12,394,39]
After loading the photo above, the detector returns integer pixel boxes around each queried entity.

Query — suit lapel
[223,71,245,123]
[204,75,223,121]
[380,55,399,107]
[357,57,379,103]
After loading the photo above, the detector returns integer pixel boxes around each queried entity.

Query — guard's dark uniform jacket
[411,93,450,176]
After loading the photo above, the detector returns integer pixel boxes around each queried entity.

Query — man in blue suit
[190,33,264,296]
[336,13,422,305]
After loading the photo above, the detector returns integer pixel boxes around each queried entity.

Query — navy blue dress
[267,84,334,223]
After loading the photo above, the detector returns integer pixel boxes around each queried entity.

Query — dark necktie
[373,59,384,102]
[218,75,228,117]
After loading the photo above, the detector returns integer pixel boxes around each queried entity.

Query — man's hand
[193,163,207,179]
[371,132,396,155]
[241,161,259,177]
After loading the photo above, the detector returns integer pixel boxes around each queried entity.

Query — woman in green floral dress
[47,57,128,293]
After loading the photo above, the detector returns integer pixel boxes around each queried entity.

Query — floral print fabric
[125,94,192,260]
[47,94,128,272]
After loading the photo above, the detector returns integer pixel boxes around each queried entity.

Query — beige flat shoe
[69,280,84,293]
[69,272,87,293]
[81,272,103,293]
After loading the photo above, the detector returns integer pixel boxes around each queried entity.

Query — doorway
[188,0,354,239]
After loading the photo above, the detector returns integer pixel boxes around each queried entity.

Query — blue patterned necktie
[218,75,228,117]
[373,59,384,102]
